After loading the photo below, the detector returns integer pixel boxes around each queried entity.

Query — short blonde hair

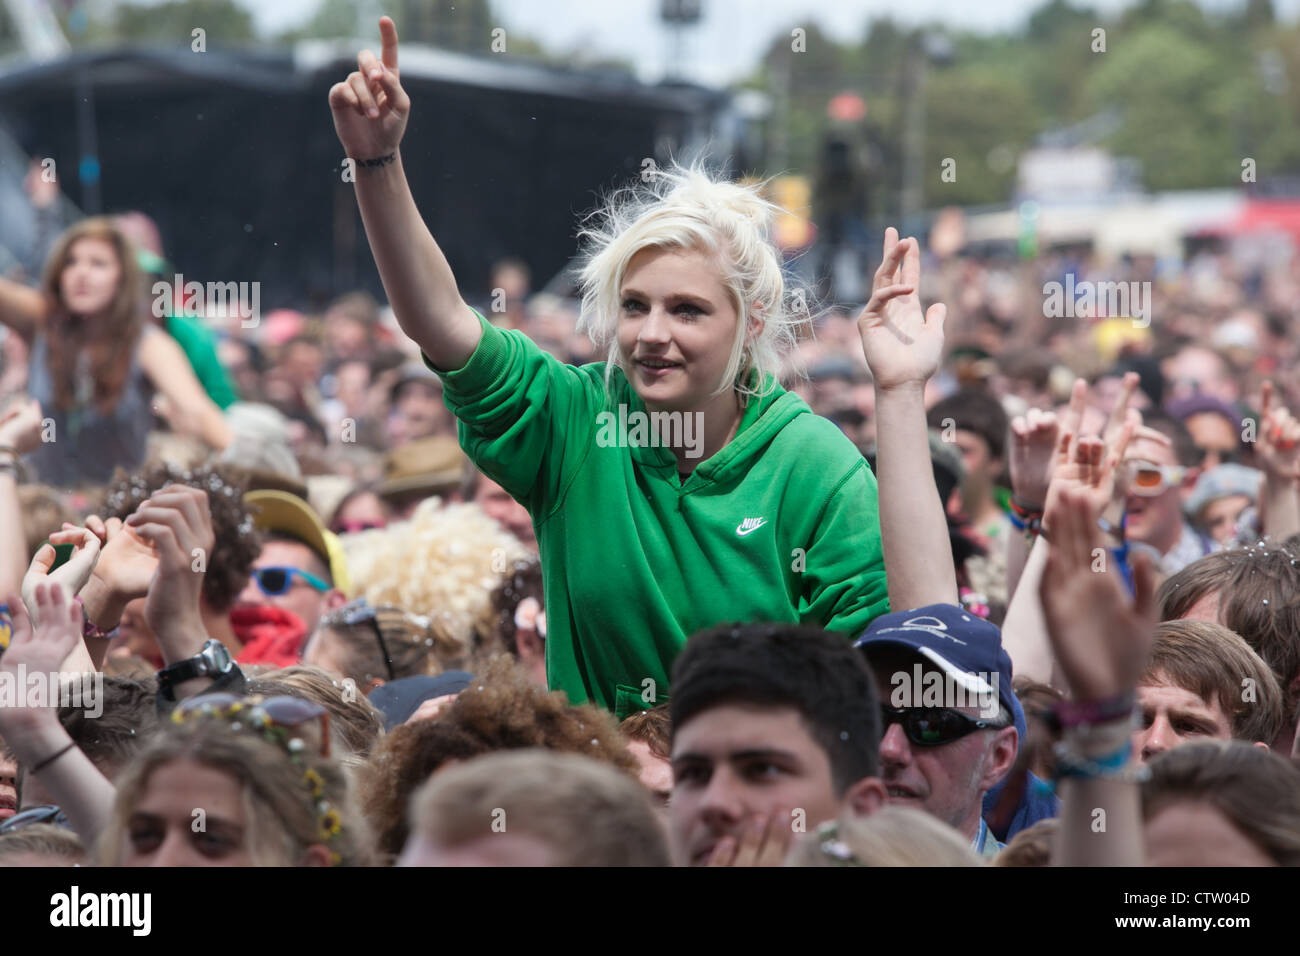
[576,162,810,401]
[786,807,983,867]
[408,749,671,866]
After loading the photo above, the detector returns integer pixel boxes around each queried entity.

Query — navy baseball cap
[853,604,1026,741]
[368,671,474,729]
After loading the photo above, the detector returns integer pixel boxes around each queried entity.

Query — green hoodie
[431,312,889,717]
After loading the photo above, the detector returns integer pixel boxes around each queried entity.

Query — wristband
[1008,497,1044,520]
[75,597,119,641]
[1052,739,1151,785]
[1053,691,1137,730]
[30,741,77,775]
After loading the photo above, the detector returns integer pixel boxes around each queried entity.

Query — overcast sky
[236,0,1300,86]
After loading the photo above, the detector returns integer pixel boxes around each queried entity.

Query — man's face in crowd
[283,342,324,391]
[393,381,453,442]
[869,650,1017,840]
[236,539,336,638]
[1124,434,1188,554]
[1134,672,1233,764]
[668,703,882,866]
[475,475,535,548]
[1184,412,1239,470]
[325,312,368,358]
[952,430,998,508]
[1164,346,1237,404]
[626,740,672,808]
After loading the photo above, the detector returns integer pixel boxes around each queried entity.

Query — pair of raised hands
[20,485,214,651]
[1017,377,1156,702]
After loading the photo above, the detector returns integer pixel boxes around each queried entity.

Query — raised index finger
[1260,380,1275,424]
[380,16,399,71]
[1104,371,1138,440]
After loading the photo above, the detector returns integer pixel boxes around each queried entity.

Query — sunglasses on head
[880,705,1009,747]
[322,598,396,682]
[1124,461,1188,497]
[172,693,331,758]
[252,566,330,597]
[0,804,70,834]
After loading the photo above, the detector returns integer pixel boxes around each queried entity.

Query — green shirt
[165,314,238,409]
[431,312,889,715]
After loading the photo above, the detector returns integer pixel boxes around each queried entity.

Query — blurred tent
[0,40,727,308]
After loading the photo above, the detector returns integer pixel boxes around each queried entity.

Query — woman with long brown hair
[0,216,231,486]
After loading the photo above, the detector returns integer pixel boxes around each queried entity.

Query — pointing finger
[380,16,400,71]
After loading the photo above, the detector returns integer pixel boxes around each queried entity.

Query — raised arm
[0,399,43,601]
[137,326,233,450]
[1253,381,1300,542]
[857,227,955,610]
[0,587,117,848]
[0,275,47,342]
[328,16,481,371]
[1040,486,1156,867]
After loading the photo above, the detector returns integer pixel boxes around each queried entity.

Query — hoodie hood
[610,368,809,484]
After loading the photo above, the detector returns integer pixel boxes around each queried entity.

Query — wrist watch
[156,639,235,696]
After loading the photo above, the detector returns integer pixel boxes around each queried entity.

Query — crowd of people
[0,17,1298,868]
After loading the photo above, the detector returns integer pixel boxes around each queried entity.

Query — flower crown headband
[171,694,343,864]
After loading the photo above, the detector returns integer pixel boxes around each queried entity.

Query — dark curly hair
[358,655,635,861]
[101,462,262,612]
[489,557,544,658]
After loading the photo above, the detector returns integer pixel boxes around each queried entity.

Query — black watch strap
[157,656,206,687]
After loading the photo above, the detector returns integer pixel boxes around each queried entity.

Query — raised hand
[1008,407,1060,511]
[1101,371,1143,449]
[21,525,101,625]
[125,486,214,659]
[857,227,947,392]
[1039,487,1157,700]
[1041,376,1150,534]
[0,398,43,455]
[6,585,84,679]
[85,514,158,602]
[328,16,410,162]
[1255,381,1300,481]
[0,586,85,738]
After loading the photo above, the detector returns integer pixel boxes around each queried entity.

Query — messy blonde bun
[576,161,811,401]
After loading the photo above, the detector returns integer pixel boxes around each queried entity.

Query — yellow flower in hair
[319,807,342,840]
[303,768,325,798]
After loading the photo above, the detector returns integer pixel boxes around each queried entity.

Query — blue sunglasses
[252,566,330,597]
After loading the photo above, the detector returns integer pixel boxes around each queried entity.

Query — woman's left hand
[857,227,947,392]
